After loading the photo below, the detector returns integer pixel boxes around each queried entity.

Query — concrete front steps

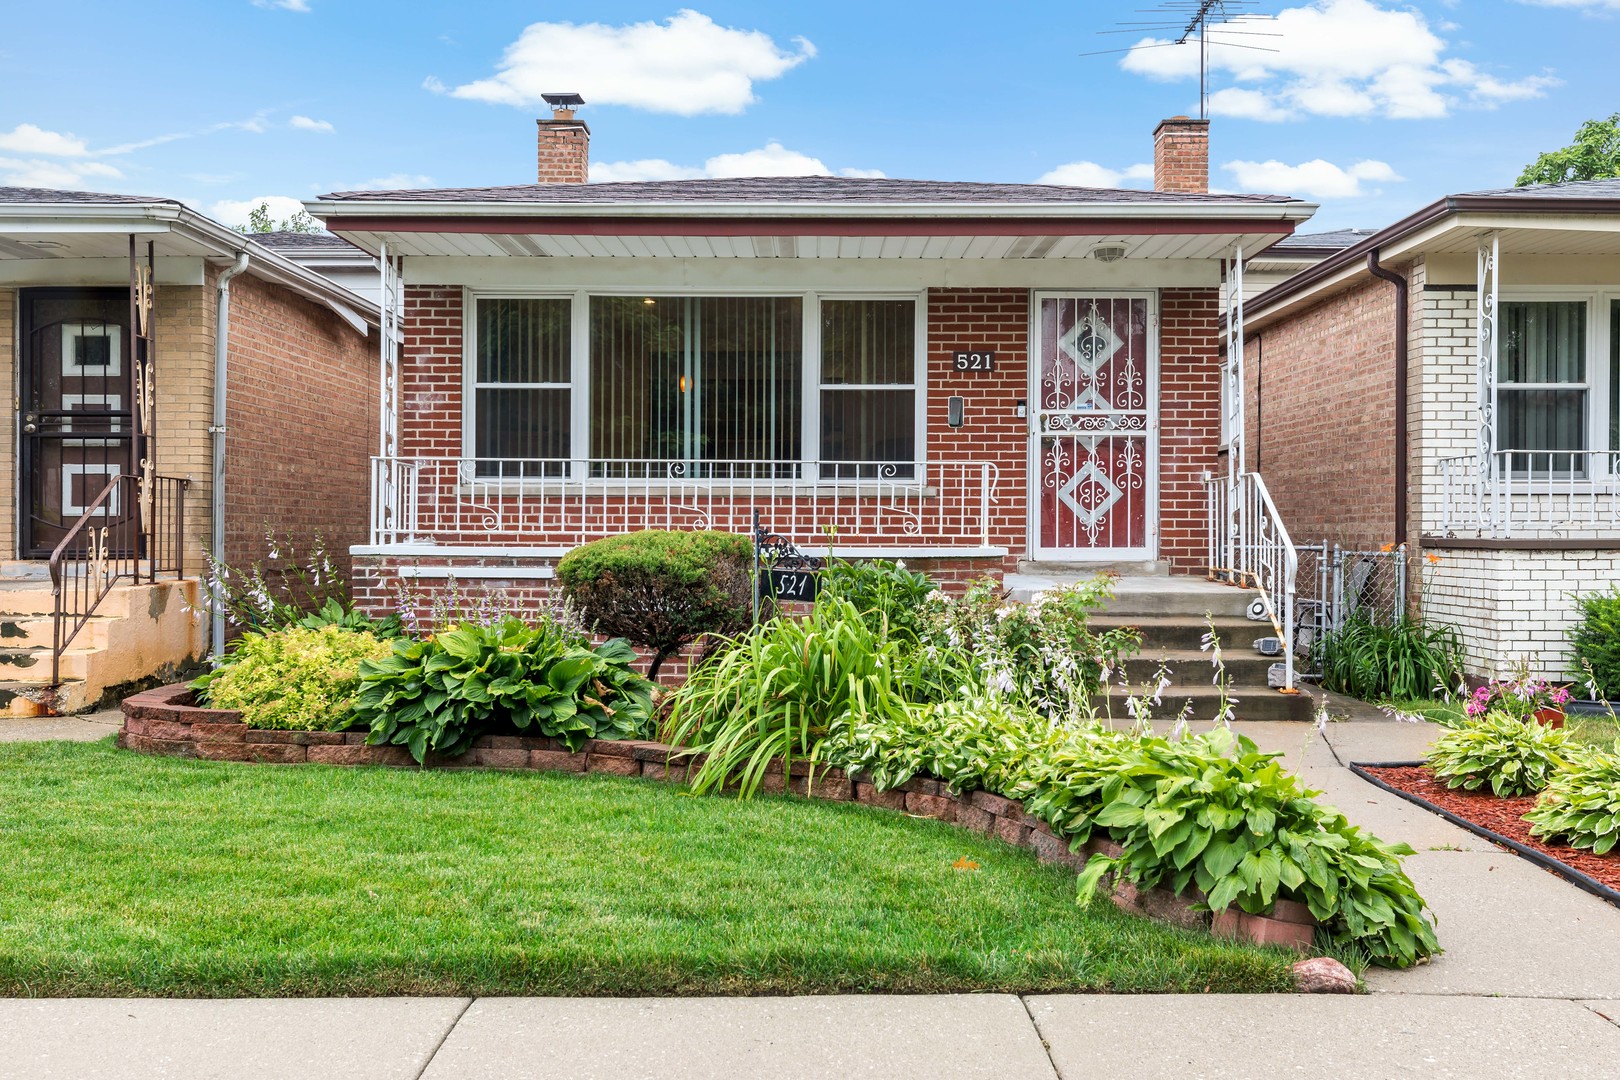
[1006,569,1314,723]
[0,571,206,716]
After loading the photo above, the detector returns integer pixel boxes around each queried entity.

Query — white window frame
[1495,287,1615,480]
[462,286,928,485]
[461,292,578,469]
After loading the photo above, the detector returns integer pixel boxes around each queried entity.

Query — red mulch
[1364,765,1620,892]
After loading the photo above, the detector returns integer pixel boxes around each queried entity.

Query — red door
[1032,294,1155,559]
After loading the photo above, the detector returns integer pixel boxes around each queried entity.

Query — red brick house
[0,188,379,712]
[1242,179,1620,678]
[306,107,1314,620]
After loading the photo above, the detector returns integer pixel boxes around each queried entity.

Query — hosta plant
[1525,749,1620,854]
[816,558,938,641]
[194,625,393,731]
[1426,710,1575,798]
[353,616,656,762]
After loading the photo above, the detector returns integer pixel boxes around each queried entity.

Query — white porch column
[1225,246,1245,574]
[1475,232,1499,533]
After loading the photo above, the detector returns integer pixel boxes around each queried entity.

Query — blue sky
[0,1,1614,232]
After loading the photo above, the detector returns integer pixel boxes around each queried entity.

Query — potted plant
[1464,674,1572,729]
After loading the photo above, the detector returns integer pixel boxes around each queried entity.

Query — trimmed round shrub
[194,625,393,731]
[1426,710,1574,798]
[557,529,753,678]
[1571,586,1620,700]
[1525,748,1620,854]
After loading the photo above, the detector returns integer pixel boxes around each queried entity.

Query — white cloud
[590,141,880,183]
[1036,161,1154,188]
[1121,0,1559,120]
[1222,157,1401,198]
[289,115,334,133]
[209,195,308,229]
[0,156,121,190]
[1514,0,1620,7]
[0,123,91,157]
[348,173,436,190]
[422,75,447,93]
[252,0,311,11]
[444,9,815,116]
[838,167,887,179]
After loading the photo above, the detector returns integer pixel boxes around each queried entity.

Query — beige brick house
[1242,179,1620,679]
[0,188,379,713]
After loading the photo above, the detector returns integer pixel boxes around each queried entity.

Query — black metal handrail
[49,474,188,685]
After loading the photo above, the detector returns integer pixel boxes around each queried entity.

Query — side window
[472,297,571,476]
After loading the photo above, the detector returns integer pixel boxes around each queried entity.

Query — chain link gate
[1294,543,1409,681]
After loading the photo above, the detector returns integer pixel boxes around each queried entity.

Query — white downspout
[210,251,250,660]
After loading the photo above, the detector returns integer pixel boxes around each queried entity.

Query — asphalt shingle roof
[1270,228,1378,251]
[1460,177,1620,199]
[320,175,1300,206]
[0,186,181,206]
[249,230,366,252]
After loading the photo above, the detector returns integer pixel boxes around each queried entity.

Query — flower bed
[1360,764,1620,895]
[119,682,1318,954]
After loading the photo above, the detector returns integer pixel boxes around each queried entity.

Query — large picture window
[467,291,921,479]
[472,297,571,477]
[589,296,802,477]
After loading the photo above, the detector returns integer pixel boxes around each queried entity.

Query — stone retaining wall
[119,682,1308,949]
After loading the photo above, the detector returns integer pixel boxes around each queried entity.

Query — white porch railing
[1439,450,1620,538]
[369,457,1000,550]
[1206,471,1299,690]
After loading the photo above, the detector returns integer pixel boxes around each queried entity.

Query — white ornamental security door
[1032,294,1156,559]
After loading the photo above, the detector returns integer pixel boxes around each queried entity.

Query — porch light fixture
[1090,244,1129,263]
[679,374,689,393]
[642,297,656,305]
[22,240,65,249]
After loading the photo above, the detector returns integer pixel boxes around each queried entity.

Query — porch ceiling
[1418,222,1620,258]
[332,226,1292,261]
[0,229,223,261]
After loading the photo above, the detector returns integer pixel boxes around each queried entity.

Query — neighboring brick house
[0,188,379,713]
[1242,178,1620,679]
[305,104,1314,623]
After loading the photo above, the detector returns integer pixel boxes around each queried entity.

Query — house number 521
[952,351,996,372]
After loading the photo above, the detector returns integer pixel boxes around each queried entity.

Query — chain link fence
[1294,543,1408,680]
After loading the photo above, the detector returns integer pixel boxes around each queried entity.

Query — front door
[1030,292,1157,560]
[18,289,135,558]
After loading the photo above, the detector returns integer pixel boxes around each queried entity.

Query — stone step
[1120,649,1278,686]
[1092,684,1315,723]
[0,614,112,650]
[1091,614,1267,653]
[1099,578,1256,619]
[0,678,87,717]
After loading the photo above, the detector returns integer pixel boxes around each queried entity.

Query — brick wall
[926,287,1029,568]
[1243,274,1399,550]
[223,272,377,577]
[1159,288,1222,572]
[374,282,1224,609]
[1424,546,1620,679]
[1407,279,1480,539]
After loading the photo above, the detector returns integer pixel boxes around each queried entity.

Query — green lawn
[0,740,1294,997]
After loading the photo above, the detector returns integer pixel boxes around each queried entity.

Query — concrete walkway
[0,707,121,742]
[6,697,1620,1078]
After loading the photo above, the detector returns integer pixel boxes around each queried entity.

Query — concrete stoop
[1006,571,1315,723]
[0,577,207,716]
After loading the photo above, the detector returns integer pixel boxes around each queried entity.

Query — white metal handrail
[370,456,1000,550]
[1206,471,1298,691]
[1439,450,1620,538]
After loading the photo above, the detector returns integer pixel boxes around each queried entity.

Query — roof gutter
[1366,249,1409,546]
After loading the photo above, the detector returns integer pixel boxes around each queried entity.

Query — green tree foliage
[234,201,322,235]
[1516,113,1620,187]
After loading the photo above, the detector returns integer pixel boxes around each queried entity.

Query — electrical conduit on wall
[210,251,250,659]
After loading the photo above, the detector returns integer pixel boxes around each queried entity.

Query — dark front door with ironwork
[19,288,135,559]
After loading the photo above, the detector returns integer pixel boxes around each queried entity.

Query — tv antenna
[1082,1,1279,119]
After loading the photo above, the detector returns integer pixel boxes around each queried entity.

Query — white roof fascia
[307,198,1317,224]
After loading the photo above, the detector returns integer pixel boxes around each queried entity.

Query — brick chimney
[1153,116,1210,194]
[536,92,589,184]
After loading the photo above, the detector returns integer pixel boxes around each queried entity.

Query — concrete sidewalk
[5,994,1620,1080]
[7,696,1620,1077]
